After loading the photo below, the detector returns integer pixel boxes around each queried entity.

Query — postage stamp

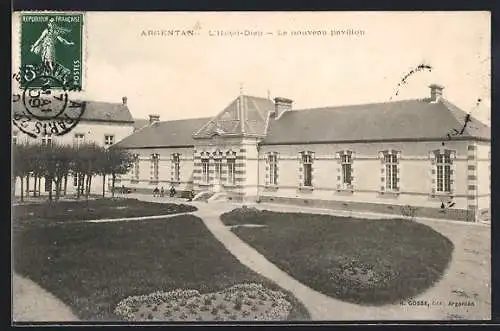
[19,12,84,90]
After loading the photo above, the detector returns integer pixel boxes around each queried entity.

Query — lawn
[12,198,197,224]
[220,207,455,306]
[13,213,310,321]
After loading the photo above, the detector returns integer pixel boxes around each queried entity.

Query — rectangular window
[385,153,398,190]
[202,158,209,183]
[41,134,52,146]
[341,154,352,185]
[173,154,180,182]
[302,154,312,187]
[227,158,236,185]
[214,158,222,180]
[436,153,452,193]
[12,131,18,145]
[268,153,278,185]
[73,133,85,147]
[151,154,159,181]
[104,134,115,146]
[73,174,84,187]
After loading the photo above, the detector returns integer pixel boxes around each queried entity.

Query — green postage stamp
[19,12,84,90]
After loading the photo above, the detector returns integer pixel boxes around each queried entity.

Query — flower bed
[114,283,292,321]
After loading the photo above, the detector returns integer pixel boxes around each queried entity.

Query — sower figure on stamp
[30,18,74,78]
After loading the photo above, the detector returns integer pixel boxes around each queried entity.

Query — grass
[12,198,197,225]
[220,208,454,306]
[13,213,309,321]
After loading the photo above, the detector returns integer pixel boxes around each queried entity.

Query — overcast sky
[12,11,491,124]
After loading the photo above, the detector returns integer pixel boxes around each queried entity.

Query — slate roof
[133,118,150,131]
[193,95,274,138]
[12,98,135,123]
[113,94,490,149]
[114,117,212,148]
[262,98,490,145]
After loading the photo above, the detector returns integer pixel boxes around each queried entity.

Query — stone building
[12,96,135,196]
[114,84,490,222]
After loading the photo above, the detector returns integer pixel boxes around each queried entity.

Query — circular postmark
[13,74,85,139]
[22,75,69,120]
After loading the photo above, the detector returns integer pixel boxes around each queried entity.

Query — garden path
[13,273,79,322]
[130,194,489,320]
[14,195,489,321]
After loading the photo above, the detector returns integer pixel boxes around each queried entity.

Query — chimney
[273,97,293,118]
[429,84,444,103]
[122,96,128,105]
[149,114,160,125]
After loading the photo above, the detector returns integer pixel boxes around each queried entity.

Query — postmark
[20,12,84,90]
[12,74,85,139]
[390,64,433,100]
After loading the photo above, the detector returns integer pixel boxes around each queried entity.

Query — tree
[12,142,30,201]
[37,143,74,202]
[105,147,134,198]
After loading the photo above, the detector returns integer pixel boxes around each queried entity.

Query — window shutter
[379,151,385,191]
[396,166,400,180]
[170,154,174,181]
[450,150,456,193]
[298,153,303,187]
[265,154,269,186]
[150,155,154,180]
[350,151,355,188]
[276,153,279,185]
[395,166,400,190]
[310,152,315,187]
[335,152,342,187]
[157,154,160,180]
[429,151,436,195]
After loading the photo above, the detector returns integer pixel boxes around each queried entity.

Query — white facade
[13,119,135,197]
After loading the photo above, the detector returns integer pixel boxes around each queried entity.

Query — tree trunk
[55,178,61,201]
[85,175,91,200]
[33,175,38,197]
[111,173,116,198]
[38,177,41,197]
[48,178,53,202]
[20,176,24,202]
[88,176,93,197]
[11,175,16,201]
[25,175,30,199]
[63,174,68,196]
[76,173,81,199]
[102,174,106,197]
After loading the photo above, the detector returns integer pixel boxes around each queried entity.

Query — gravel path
[13,273,79,322]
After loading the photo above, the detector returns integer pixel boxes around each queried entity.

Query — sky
[12,11,491,124]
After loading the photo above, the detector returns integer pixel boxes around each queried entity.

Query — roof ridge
[242,95,273,101]
[290,98,429,113]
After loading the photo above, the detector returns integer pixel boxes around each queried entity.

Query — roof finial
[267,89,271,100]
[239,82,244,96]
